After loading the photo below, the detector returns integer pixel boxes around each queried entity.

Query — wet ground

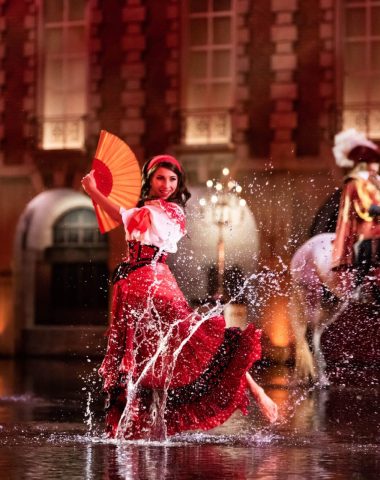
[0,358,379,479]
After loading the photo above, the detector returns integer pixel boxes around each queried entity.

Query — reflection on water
[0,359,379,479]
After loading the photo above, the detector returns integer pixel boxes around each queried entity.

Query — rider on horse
[332,129,380,298]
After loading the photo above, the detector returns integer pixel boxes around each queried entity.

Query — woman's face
[367,162,380,174]
[149,167,178,199]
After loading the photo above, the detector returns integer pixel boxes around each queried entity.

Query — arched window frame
[53,207,106,247]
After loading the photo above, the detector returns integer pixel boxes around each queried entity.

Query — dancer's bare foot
[246,372,278,423]
[255,388,278,423]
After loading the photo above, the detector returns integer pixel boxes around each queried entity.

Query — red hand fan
[92,130,141,233]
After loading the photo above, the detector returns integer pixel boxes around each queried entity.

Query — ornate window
[339,0,380,138]
[182,0,236,145]
[39,0,89,149]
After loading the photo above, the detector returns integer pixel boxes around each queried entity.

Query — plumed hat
[333,128,380,168]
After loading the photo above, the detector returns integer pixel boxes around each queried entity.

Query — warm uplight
[215,183,223,191]
[239,199,246,207]
[206,180,214,188]
[235,185,242,193]
[264,296,291,347]
[0,278,12,359]
[0,280,10,336]
[199,198,207,206]
[211,195,218,204]
[222,167,230,176]
[227,181,235,190]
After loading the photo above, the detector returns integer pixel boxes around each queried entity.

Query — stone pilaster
[0,1,5,164]
[270,0,298,163]
[87,0,102,146]
[319,0,335,143]
[121,0,147,161]
[233,0,252,161]
[23,0,38,160]
[165,0,180,146]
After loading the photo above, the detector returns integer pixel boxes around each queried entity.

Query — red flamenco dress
[98,199,262,439]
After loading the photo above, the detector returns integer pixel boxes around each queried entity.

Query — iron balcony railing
[180,108,233,146]
[26,115,87,150]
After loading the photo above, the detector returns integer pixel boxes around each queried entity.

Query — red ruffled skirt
[99,263,261,439]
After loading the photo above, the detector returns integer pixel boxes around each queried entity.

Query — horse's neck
[320,269,356,300]
[295,233,355,300]
[315,247,355,300]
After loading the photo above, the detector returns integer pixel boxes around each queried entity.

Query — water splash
[107,259,291,442]
[82,170,380,442]
[84,390,93,436]
[0,393,44,403]
[80,238,305,443]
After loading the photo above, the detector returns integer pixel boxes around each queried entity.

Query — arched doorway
[36,208,109,325]
[13,189,109,355]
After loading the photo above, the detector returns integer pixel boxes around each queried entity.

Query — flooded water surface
[0,359,379,479]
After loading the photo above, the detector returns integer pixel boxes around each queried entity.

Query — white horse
[289,233,359,385]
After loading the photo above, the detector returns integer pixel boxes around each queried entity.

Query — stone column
[0,2,5,164]
[23,1,38,160]
[165,0,181,148]
[233,0,252,163]
[87,0,102,146]
[270,0,298,165]
[121,0,147,161]
[319,0,335,146]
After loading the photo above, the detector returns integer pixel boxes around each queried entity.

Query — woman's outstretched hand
[81,170,97,195]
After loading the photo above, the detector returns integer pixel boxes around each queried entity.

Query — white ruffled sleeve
[119,206,139,229]
[119,200,186,253]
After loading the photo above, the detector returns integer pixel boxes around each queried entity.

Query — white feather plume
[333,128,378,168]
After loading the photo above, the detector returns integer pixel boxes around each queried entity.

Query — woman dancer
[82,154,278,439]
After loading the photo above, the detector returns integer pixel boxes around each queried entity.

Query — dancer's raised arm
[81,170,121,222]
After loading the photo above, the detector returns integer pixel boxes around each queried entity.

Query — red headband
[147,155,183,173]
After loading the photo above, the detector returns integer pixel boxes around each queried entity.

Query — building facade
[0,0,377,357]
